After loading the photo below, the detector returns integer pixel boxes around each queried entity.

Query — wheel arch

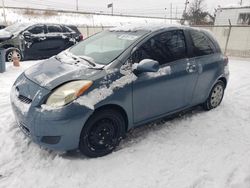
[203,76,227,104]
[78,103,129,157]
[203,77,226,110]
[93,104,129,132]
[218,77,227,88]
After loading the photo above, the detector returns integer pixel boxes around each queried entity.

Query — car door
[132,30,199,124]
[187,29,221,105]
[22,24,47,59]
[43,24,70,57]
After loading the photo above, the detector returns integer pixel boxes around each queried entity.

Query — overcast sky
[4,0,244,17]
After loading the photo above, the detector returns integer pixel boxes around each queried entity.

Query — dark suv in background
[0,23,83,61]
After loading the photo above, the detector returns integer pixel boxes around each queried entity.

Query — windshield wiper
[77,56,96,67]
[54,55,62,62]
[66,52,96,67]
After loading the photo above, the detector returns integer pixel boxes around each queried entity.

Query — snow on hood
[24,55,102,90]
[0,29,12,39]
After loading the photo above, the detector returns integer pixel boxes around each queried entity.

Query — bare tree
[182,0,214,25]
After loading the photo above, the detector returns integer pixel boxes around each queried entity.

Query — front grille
[18,95,32,104]
[18,122,31,136]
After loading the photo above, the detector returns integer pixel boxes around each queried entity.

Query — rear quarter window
[62,26,74,33]
[67,26,80,34]
[189,30,216,57]
[47,25,63,33]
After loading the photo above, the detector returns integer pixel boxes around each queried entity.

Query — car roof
[109,23,193,32]
[110,24,217,42]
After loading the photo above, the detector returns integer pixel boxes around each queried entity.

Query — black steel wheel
[79,109,126,158]
[203,80,225,110]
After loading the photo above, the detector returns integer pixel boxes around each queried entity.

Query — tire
[79,109,126,158]
[5,48,22,62]
[203,80,225,111]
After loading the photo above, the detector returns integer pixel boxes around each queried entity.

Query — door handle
[186,63,197,73]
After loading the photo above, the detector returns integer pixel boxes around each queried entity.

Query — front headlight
[46,80,93,108]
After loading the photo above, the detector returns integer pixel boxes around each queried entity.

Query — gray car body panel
[10,25,229,151]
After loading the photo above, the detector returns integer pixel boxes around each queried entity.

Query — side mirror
[23,31,31,38]
[133,59,159,74]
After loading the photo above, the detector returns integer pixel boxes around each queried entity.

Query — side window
[27,25,44,34]
[47,25,63,33]
[62,26,72,33]
[132,30,187,65]
[189,30,215,56]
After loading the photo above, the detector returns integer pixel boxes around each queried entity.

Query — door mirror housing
[23,31,31,38]
[133,59,160,74]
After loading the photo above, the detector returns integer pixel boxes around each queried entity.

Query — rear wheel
[203,80,225,110]
[5,48,22,62]
[79,109,126,158]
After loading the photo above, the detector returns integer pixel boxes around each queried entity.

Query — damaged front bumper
[10,74,93,151]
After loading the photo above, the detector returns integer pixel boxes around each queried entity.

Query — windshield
[4,23,30,35]
[69,30,148,65]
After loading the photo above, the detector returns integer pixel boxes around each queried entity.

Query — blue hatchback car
[11,25,229,157]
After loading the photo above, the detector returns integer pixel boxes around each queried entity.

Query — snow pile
[0,8,178,27]
[1,58,250,187]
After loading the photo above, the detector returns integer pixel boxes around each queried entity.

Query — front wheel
[79,109,126,158]
[203,80,225,110]
[5,48,22,62]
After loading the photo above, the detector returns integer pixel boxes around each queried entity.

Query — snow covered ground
[0,58,250,188]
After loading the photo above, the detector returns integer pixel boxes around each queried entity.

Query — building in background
[215,5,250,25]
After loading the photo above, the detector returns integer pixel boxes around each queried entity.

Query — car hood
[25,57,104,90]
[0,30,13,40]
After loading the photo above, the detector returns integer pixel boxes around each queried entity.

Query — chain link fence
[78,26,112,38]
[195,25,250,57]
